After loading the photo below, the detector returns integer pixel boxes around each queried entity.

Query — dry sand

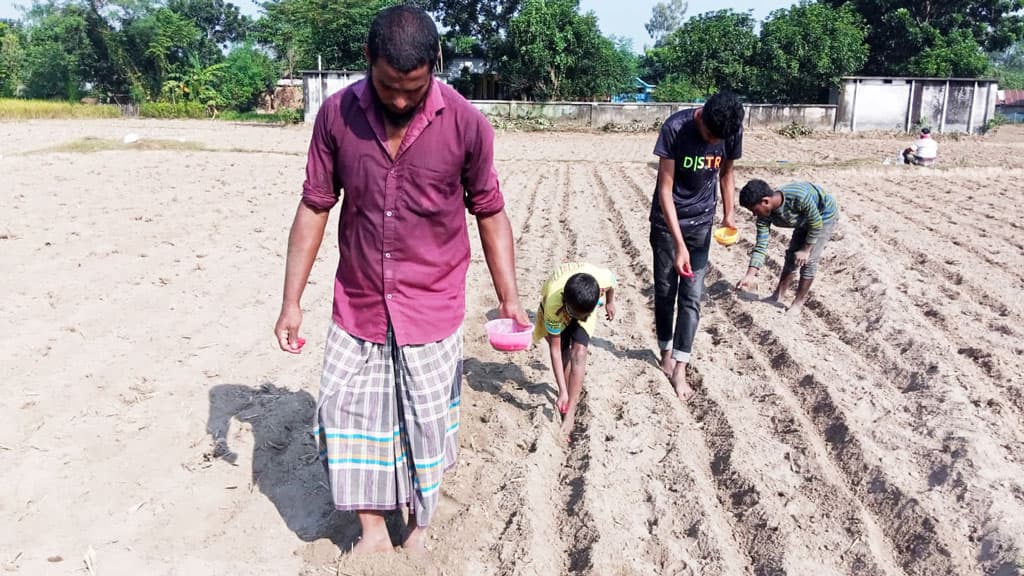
[1,118,1022,576]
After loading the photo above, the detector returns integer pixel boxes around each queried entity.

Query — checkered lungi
[314,321,462,527]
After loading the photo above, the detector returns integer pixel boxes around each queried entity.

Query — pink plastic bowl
[485,318,533,352]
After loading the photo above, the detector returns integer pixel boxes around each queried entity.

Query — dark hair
[701,91,745,139]
[921,127,931,135]
[739,179,775,208]
[564,273,600,316]
[367,5,439,73]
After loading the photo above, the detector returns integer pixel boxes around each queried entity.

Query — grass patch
[138,101,210,119]
[0,99,122,120]
[218,109,303,124]
[27,137,207,155]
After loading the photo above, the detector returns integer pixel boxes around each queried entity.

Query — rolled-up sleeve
[462,113,504,216]
[301,102,341,211]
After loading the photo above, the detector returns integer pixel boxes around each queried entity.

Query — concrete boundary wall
[835,77,998,133]
[472,100,837,130]
[302,71,831,130]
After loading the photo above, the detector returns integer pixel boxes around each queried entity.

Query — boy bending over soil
[736,179,840,316]
[533,263,617,441]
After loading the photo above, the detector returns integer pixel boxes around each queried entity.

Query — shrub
[138,101,209,119]
[218,108,303,123]
[775,121,813,138]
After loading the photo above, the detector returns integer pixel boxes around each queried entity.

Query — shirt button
[386,294,393,300]
[385,211,393,217]
[385,252,391,258]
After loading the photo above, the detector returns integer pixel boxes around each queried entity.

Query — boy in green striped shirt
[736,179,839,316]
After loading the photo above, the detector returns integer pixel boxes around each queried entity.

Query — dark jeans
[650,222,711,363]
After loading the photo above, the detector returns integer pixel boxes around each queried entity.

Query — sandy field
[1,118,1023,576]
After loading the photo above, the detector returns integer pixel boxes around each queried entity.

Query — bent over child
[736,179,840,316]
[533,263,617,441]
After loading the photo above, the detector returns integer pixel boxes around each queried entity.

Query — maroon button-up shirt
[301,78,504,346]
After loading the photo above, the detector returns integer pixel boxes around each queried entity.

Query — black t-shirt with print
[650,107,743,228]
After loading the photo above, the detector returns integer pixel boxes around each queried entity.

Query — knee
[680,277,704,301]
[653,279,676,298]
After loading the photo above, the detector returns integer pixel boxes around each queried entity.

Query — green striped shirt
[749,182,838,269]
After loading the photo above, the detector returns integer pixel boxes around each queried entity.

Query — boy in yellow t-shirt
[532,262,617,441]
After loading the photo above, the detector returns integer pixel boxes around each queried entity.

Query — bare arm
[604,286,616,320]
[477,210,529,326]
[657,157,692,276]
[720,158,736,229]
[274,200,330,353]
[547,334,567,399]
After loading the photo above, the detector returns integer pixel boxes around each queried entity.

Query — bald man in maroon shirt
[273,5,528,561]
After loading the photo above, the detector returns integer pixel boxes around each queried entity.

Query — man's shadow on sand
[206,383,406,551]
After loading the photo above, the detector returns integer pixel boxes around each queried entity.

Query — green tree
[168,0,249,45]
[908,28,990,77]
[564,33,638,100]
[0,21,25,97]
[498,0,632,100]
[168,0,250,66]
[992,42,1024,88]
[21,1,97,99]
[215,41,276,110]
[412,0,521,50]
[822,0,1024,76]
[754,2,868,103]
[166,53,226,107]
[650,9,758,97]
[143,8,201,84]
[644,0,686,46]
[256,0,395,72]
[599,35,640,96]
[651,75,701,102]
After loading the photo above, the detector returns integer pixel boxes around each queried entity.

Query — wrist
[499,296,522,309]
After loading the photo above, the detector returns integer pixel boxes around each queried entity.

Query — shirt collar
[356,74,446,120]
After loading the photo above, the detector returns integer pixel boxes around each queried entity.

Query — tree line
[0,0,1021,113]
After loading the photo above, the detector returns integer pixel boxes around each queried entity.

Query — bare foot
[402,526,432,560]
[351,533,394,555]
[786,300,805,317]
[559,410,576,442]
[671,364,694,402]
[659,349,675,379]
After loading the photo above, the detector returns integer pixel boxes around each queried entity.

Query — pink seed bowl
[485,318,533,352]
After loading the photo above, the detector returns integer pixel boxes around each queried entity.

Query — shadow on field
[205,383,406,553]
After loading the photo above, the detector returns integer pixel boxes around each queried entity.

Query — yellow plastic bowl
[713,226,739,246]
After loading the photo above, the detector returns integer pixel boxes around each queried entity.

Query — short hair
[563,273,600,316]
[921,127,931,135]
[701,91,745,139]
[367,5,439,73]
[739,179,775,208]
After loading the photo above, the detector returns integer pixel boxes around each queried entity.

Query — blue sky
[0,0,796,52]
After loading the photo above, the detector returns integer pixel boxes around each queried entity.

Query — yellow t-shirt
[532,262,617,343]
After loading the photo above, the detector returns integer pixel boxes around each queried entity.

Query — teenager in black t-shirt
[650,91,744,402]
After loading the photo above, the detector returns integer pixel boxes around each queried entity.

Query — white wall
[836,77,999,133]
